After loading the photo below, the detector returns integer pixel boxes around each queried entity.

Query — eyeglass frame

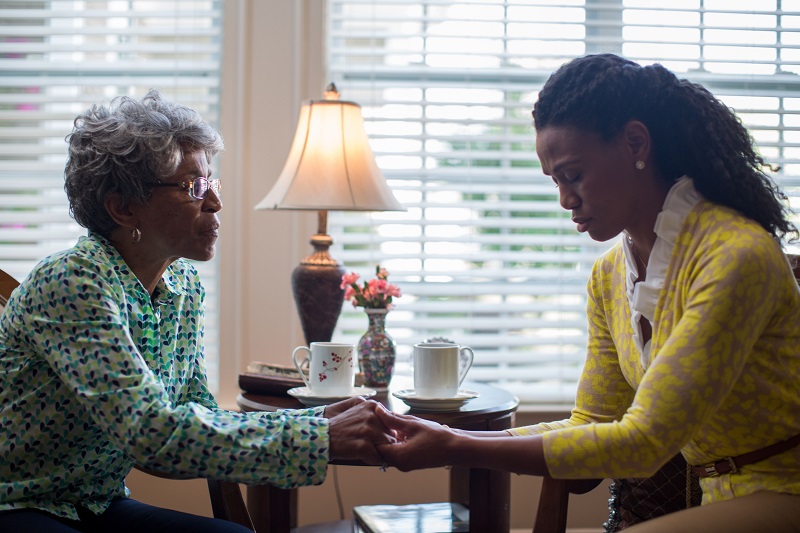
[150,177,221,200]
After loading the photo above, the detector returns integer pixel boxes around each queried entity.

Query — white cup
[292,342,356,396]
[412,342,474,398]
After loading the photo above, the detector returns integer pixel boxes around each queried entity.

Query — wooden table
[237,379,519,533]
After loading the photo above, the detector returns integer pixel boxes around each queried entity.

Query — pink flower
[341,264,401,310]
[344,285,357,302]
[368,278,388,294]
[340,272,360,289]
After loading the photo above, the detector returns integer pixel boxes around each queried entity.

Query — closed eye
[562,173,581,184]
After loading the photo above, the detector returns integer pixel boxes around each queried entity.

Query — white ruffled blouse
[623,176,702,368]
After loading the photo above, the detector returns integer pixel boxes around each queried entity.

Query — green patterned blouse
[0,233,329,520]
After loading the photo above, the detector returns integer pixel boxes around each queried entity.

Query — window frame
[322,0,800,408]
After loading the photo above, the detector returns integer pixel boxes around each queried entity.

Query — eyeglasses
[151,177,221,200]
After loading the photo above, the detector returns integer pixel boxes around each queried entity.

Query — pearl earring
[635,160,646,170]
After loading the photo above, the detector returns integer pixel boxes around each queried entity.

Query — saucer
[392,389,479,411]
[287,386,377,407]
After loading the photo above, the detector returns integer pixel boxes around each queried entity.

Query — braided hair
[532,53,796,242]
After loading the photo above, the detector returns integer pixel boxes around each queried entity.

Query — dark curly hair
[533,53,796,242]
[64,89,224,238]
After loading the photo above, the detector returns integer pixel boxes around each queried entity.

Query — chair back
[0,267,19,308]
[789,254,800,281]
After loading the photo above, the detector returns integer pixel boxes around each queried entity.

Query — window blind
[326,0,800,406]
[0,0,224,390]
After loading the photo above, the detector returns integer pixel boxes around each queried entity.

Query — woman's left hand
[323,396,366,419]
[326,398,398,465]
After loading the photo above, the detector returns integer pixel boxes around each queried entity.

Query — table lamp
[255,83,404,344]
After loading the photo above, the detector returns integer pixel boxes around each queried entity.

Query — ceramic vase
[357,308,396,389]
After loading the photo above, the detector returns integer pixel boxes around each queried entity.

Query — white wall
[216,0,326,408]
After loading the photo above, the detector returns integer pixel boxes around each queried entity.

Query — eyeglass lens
[191,178,221,199]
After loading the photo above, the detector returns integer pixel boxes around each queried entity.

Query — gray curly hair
[64,89,224,237]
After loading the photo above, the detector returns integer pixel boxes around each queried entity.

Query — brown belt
[692,433,800,478]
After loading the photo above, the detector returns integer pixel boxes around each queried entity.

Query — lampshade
[255,84,403,346]
[255,86,404,212]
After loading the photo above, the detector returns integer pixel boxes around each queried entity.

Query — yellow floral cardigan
[511,199,800,504]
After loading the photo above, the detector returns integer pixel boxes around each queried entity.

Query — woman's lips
[572,217,591,233]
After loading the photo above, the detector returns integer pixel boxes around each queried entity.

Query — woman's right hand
[327,398,397,465]
[374,407,458,471]
[375,406,551,477]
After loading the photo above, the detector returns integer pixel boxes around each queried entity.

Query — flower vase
[357,308,396,389]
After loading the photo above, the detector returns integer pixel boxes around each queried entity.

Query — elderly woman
[377,54,800,532]
[0,90,391,532]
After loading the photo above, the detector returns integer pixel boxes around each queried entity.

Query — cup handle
[457,346,474,388]
[292,346,312,389]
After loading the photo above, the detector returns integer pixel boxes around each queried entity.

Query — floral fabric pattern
[511,201,800,505]
[0,234,329,520]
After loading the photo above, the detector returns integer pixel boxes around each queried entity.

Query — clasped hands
[325,397,455,471]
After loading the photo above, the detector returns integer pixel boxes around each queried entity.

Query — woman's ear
[104,193,138,230]
[623,120,651,164]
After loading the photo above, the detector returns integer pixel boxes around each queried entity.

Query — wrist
[444,428,481,469]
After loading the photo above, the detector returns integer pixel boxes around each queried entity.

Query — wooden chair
[0,267,254,531]
[0,268,17,307]
[789,253,800,279]
[533,478,597,533]
[533,253,800,533]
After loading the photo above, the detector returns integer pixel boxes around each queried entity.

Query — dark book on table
[353,502,469,533]
[238,362,306,395]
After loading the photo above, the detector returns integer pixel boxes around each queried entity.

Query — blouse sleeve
[23,253,329,489]
[179,289,325,423]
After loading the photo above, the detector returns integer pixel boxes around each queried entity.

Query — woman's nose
[559,184,579,210]
[203,189,222,212]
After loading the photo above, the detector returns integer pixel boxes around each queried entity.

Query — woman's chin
[185,247,216,262]
[587,228,621,243]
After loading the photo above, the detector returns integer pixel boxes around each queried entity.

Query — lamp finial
[323,82,340,101]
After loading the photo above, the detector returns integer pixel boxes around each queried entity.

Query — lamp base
[291,262,345,344]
